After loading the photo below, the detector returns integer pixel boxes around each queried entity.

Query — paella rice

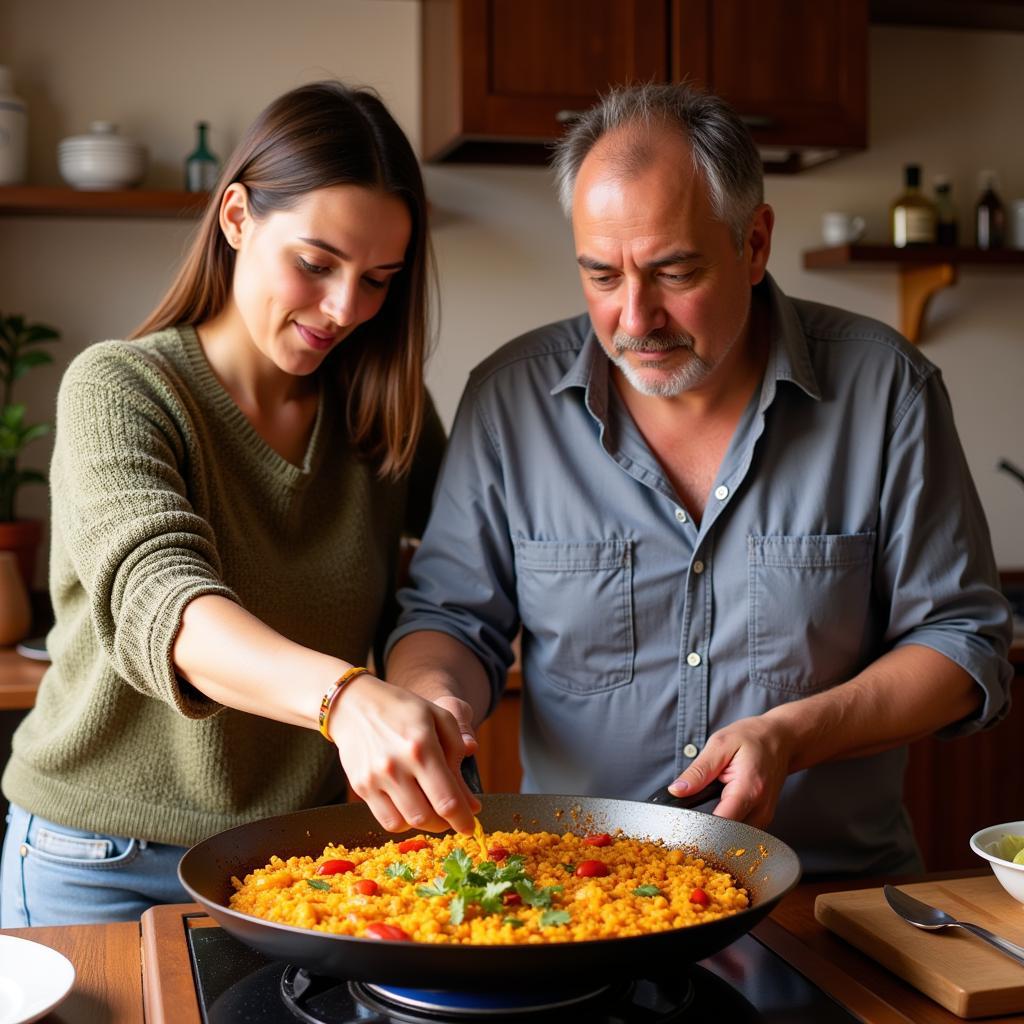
[229,827,749,944]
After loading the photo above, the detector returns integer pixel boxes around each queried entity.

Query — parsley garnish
[514,879,563,909]
[540,909,571,928]
[306,878,331,891]
[416,849,562,925]
[502,916,525,928]
[562,862,576,873]
[633,885,661,897]
[386,862,416,882]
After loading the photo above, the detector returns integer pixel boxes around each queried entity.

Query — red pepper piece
[354,879,379,896]
[316,859,355,875]
[398,838,428,854]
[488,846,509,861]
[502,891,522,906]
[689,888,711,907]
[583,833,613,847]
[365,922,412,941]
[575,859,610,878]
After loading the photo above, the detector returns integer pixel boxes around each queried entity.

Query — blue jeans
[1,804,190,926]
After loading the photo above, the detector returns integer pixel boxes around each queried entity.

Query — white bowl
[970,821,1024,904]
[57,121,147,190]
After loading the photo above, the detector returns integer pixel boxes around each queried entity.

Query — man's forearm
[766,643,982,774]
[386,631,493,729]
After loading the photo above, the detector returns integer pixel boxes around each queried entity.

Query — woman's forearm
[172,593,351,728]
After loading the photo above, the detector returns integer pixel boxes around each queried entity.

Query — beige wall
[1,3,1022,587]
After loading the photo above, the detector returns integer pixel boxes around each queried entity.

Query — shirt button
[714,485,729,501]
[683,743,699,758]
[692,559,705,575]
[674,507,687,523]
[18,844,27,858]
[686,651,702,667]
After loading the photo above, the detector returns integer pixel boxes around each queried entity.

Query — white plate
[0,935,75,1024]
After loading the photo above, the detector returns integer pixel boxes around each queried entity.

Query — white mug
[822,211,866,246]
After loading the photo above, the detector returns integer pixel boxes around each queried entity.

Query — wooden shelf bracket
[899,262,957,343]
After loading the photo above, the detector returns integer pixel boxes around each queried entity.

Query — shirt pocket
[514,537,635,695]
[748,532,875,694]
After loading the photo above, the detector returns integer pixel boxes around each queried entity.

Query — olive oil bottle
[891,164,937,247]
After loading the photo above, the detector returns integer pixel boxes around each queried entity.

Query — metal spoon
[883,885,1024,967]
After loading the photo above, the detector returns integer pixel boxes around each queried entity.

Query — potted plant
[0,312,60,589]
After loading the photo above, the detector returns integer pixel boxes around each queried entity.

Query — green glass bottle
[185,121,219,192]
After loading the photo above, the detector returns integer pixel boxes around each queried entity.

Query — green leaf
[13,351,53,379]
[562,863,575,873]
[449,893,465,926]
[306,878,331,891]
[18,423,49,446]
[386,862,416,882]
[22,325,60,344]
[416,881,447,898]
[502,916,524,928]
[2,405,25,428]
[633,885,662,897]
[539,909,571,928]
[516,881,563,909]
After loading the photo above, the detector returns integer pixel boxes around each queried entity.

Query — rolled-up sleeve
[386,382,519,713]
[877,369,1013,732]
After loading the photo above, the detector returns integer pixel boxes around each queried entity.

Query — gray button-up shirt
[389,275,1012,876]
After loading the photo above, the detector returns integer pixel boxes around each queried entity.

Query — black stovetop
[187,926,861,1023]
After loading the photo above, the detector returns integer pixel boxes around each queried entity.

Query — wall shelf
[802,243,1024,343]
[0,185,209,219]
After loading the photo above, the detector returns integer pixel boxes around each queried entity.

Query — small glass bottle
[184,121,219,193]
[975,170,1006,250]
[933,176,958,247]
[891,164,937,247]
[0,65,27,185]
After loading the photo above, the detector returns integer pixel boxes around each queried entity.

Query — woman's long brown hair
[133,82,433,479]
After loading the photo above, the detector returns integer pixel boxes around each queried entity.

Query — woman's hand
[330,673,481,835]
[667,714,796,829]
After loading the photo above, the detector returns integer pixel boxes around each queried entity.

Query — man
[369,83,1012,875]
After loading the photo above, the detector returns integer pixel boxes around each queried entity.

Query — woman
[0,82,479,927]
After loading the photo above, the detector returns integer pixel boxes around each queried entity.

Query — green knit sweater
[2,326,444,846]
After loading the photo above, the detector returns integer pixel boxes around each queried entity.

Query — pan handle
[460,755,484,795]
[646,777,725,809]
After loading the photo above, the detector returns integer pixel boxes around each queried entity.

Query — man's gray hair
[552,82,764,249]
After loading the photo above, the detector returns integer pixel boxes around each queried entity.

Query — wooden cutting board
[815,875,1024,1018]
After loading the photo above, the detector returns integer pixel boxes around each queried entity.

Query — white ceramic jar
[58,121,147,190]
[0,66,28,185]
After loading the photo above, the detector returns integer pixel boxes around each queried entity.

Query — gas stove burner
[276,965,698,1024]
[356,979,617,1018]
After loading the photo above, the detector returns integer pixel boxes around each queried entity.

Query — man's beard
[611,330,711,397]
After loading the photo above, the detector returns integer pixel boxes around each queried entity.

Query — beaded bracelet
[318,666,368,743]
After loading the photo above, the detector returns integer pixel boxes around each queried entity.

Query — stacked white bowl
[58,121,147,190]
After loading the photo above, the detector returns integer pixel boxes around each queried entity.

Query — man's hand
[331,674,481,835]
[666,646,982,829]
[667,714,797,829]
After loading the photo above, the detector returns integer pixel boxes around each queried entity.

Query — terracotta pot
[0,518,43,590]
[0,550,30,645]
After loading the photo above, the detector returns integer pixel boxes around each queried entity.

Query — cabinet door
[423,0,668,160]
[673,0,867,150]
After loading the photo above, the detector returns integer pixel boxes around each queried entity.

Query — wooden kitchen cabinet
[422,0,668,163]
[674,0,868,159]
[421,0,868,168]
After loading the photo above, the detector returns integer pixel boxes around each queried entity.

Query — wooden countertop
[2,871,1021,1023]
